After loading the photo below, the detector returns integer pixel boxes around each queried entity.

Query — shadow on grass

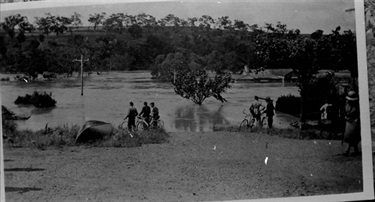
[4,159,14,162]
[4,168,45,172]
[5,187,42,193]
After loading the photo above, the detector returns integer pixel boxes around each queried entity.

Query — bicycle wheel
[239,119,249,131]
[156,120,164,128]
[261,117,267,128]
[119,121,127,130]
[249,118,256,128]
[137,121,148,132]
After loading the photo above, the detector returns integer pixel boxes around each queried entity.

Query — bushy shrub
[275,94,301,116]
[3,123,169,149]
[2,119,18,138]
[14,91,56,108]
[2,106,18,138]
[4,124,80,149]
[276,74,344,118]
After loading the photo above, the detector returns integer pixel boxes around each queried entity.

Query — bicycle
[135,116,164,131]
[118,119,138,137]
[239,109,256,131]
[239,109,268,131]
[119,116,164,135]
[150,118,164,130]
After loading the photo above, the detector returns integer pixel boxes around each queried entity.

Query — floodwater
[0,71,299,132]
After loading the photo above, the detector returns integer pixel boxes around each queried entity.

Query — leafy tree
[103,13,126,33]
[1,14,34,39]
[161,14,181,27]
[16,31,26,49]
[70,12,82,32]
[52,16,72,36]
[128,24,143,38]
[180,19,189,27]
[145,34,173,58]
[88,12,106,31]
[106,53,134,71]
[172,69,231,105]
[35,15,51,36]
[0,35,7,57]
[233,19,247,31]
[151,50,193,81]
[187,17,198,27]
[136,13,156,32]
[217,16,232,30]
[254,23,357,121]
[198,15,214,32]
[35,13,72,36]
[205,50,239,73]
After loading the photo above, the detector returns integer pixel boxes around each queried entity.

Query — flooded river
[1,71,299,132]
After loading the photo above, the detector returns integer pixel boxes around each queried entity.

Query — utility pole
[73,55,89,96]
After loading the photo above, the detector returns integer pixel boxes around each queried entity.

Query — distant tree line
[0,12,357,84]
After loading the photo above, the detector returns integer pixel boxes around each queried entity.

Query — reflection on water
[0,71,299,132]
[174,104,230,132]
[30,107,55,115]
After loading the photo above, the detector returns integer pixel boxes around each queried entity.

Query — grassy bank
[213,125,343,140]
[3,120,342,150]
[3,122,169,150]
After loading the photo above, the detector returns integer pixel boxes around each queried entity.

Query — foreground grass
[3,122,170,150]
[3,120,342,150]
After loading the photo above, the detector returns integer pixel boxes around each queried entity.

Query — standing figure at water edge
[150,102,160,127]
[343,91,361,156]
[124,102,139,131]
[139,102,151,125]
[249,96,264,127]
[264,97,275,128]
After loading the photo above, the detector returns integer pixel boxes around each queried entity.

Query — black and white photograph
[0,0,373,201]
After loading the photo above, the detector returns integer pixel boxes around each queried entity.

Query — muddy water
[0,71,299,132]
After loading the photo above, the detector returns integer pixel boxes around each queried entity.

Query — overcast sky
[0,0,356,34]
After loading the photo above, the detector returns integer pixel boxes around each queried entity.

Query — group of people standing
[249,95,275,128]
[124,102,159,131]
[319,90,361,156]
[249,90,361,156]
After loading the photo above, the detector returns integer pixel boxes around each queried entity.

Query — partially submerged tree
[172,69,231,105]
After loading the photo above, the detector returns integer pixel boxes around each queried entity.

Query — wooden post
[73,55,89,96]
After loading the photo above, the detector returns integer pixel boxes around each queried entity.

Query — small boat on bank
[76,120,113,143]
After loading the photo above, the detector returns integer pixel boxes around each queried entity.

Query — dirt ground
[3,131,363,201]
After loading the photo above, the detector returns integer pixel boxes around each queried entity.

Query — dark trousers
[267,116,273,128]
[128,119,136,130]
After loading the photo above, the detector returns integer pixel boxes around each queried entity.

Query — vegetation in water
[14,91,57,108]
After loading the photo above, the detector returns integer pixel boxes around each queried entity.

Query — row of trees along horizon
[0,12,358,120]
[0,12,357,78]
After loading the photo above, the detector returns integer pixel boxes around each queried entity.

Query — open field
[3,131,363,201]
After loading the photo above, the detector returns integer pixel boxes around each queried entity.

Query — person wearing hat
[343,91,361,156]
[264,96,275,128]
